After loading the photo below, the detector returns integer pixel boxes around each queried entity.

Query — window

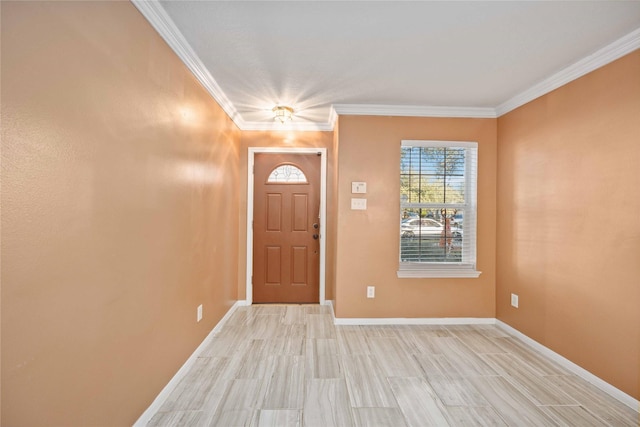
[398,140,480,278]
[267,164,307,183]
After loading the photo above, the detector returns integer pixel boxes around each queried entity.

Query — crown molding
[131,0,245,130]
[327,106,339,129]
[241,120,335,132]
[134,2,638,129]
[333,104,497,119]
[496,27,640,117]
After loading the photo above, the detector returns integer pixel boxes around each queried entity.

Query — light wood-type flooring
[147,305,639,426]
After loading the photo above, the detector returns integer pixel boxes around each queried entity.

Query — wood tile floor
[147,305,639,426]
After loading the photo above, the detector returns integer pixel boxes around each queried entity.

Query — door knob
[313,223,319,229]
[313,234,319,240]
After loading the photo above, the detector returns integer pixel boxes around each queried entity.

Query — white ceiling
[136,1,640,130]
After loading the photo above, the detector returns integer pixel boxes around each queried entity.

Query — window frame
[398,140,481,278]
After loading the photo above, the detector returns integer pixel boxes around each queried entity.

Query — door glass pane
[267,164,308,183]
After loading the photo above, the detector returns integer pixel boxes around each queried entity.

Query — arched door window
[267,164,308,184]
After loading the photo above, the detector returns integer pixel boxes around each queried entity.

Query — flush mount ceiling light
[272,105,294,123]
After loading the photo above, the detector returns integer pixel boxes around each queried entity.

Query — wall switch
[351,198,367,210]
[351,182,367,194]
[511,294,519,308]
[197,304,203,322]
[367,286,375,298]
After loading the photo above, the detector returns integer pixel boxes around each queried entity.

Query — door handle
[313,234,319,240]
[313,223,319,229]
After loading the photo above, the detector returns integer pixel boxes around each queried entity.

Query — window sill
[397,266,482,279]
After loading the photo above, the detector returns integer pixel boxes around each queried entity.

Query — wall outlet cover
[351,198,367,210]
[511,294,519,308]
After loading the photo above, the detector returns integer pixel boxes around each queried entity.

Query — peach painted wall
[334,116,497,318]
[237,131,335,302]
[496,51,640,400]
[1,2,240,425]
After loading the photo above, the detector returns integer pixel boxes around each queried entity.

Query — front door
[253,153,321,303]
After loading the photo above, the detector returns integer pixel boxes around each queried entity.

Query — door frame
[246,147,327,305]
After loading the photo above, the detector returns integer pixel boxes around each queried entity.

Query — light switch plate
[351,198,367,210]
[352,182,367,194]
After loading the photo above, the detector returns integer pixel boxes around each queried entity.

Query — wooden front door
[253,153,321,303]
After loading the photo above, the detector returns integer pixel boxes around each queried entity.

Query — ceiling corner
[496,27,640,116]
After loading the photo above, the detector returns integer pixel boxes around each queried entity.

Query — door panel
[292,194,308,231]
[265,246,282,284]
[266,194,282,231]
[253,153,320,303]
[291,246,308,284]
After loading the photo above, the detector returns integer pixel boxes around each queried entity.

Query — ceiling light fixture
[272,105,294,123]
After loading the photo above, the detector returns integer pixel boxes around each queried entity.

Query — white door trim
[246,147,327,305]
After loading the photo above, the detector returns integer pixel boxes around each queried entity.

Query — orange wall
[334,116,497,318]
[2,2,638,425]
[237,131,335,301]
[496,51,640,400]
[1,2,240,425]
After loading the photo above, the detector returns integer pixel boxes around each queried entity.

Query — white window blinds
[399,141,480,278]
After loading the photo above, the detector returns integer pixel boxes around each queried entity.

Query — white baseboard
[496,320,639,412]
[133,300,244,426]
[328,300,495,326]
[333,316,496,326]
[324,299,335,318]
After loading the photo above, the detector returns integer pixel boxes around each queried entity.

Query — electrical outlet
[351,198,367,210]
[197,304,203,322]
[511,293,519,308]
[367,286,375,298]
